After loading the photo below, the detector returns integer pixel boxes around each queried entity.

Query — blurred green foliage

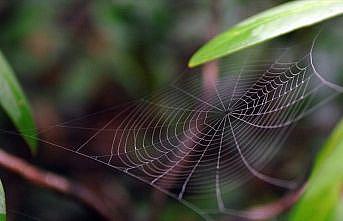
[290,119,343,221]
[0,0,214,114]
[0,180,5,221]
[189,0,343,67]
[0,51,36,151]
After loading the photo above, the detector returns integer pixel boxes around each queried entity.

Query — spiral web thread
[34,39,343,220]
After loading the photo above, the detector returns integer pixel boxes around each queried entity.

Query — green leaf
[0,51,37,152]
[189,0,343,67]
[290,119,343,221]
[0,180,5,221]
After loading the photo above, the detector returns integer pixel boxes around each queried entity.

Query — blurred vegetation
[0,0,342,221]
[0,180,4,221]
[290,119,343,221]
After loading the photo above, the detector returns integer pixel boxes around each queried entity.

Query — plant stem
[0,148,115,221]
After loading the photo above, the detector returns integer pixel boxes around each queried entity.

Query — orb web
[31,39,343,220]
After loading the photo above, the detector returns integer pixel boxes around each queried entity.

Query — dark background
[0,0,342,220]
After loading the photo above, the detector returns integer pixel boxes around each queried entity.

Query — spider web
[26,38,343,220]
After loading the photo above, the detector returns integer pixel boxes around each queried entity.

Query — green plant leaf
[0,180,5,221]
[0,51,37,152]
[189,0,343,67]
[290,119,343,221]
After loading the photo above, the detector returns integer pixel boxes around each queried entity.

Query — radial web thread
[33,40,343,220]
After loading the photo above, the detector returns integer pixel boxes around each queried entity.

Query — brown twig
[0,148,115,221]
[243,187,305,220]
[222,186,305,221]
[203,0,220,92]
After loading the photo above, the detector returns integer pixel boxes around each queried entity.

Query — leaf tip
[188,53,202,68]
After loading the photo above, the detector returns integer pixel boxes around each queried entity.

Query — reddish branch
[239,186,305,220]
[0,145,306,221]
[0,148,115,221]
